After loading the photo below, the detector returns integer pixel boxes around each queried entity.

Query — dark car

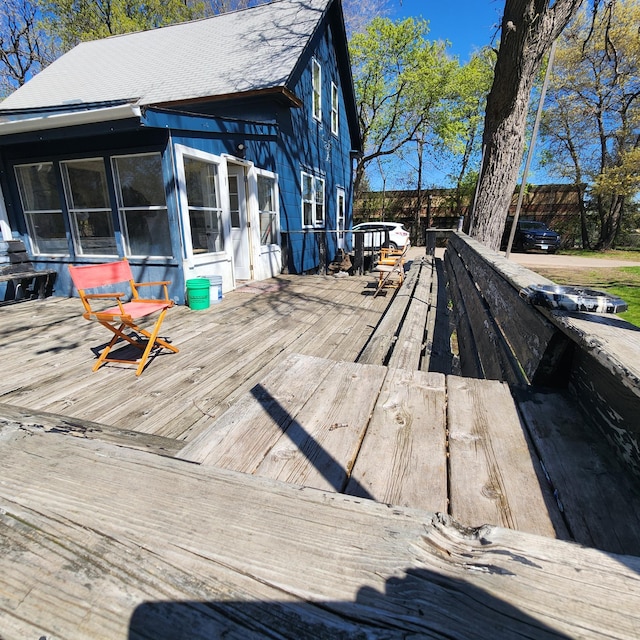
[502,219,561,253]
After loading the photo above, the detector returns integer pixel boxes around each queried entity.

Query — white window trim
[174,143,231,265]
[331,82,339,136]
[254,168,280,250]
[301,171,325,229]
[312,58,322,122]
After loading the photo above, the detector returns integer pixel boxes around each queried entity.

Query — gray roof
[0,0,330,111]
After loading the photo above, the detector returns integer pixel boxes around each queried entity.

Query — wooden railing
[446,231,640,479]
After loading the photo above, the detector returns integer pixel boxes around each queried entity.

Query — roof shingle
[0,0,329,111]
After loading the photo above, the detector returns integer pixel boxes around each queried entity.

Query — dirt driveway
[407,245,640,269]
[502,251,640,269]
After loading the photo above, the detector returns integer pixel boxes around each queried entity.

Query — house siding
[0,0,359,303]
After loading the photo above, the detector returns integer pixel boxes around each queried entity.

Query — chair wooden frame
[373,245,409,296]
[68,260,179,376]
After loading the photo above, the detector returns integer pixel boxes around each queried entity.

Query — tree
[0,0,56,95]
[468,0,584,251]
[442,48,495,215]
[41,0,211,50]
[541,0,640,249]
[349,17,458,202]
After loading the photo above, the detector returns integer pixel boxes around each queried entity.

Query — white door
[336,188,346,250]
[228,166,251,280]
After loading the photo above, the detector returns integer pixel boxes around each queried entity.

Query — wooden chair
[68,260,179,376]
[373,245,408,296]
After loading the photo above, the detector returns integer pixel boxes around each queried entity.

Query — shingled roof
[0,0,332,111]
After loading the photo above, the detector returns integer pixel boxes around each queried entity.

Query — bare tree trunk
[469,0,583,251]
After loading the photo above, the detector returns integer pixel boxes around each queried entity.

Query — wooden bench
[0,240,56,304]
[446,231,640,556]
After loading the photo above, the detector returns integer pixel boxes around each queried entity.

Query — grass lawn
[534,264,640,327]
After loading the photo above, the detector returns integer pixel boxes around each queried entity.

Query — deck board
[345,367,448,511]
[447,375,560,538]
[1,421,639,639]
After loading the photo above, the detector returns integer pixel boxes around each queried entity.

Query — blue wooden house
[0,0,361,303]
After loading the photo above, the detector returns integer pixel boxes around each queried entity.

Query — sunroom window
[61,158,117,257]
[14,162,67,255]
[184,157,224,253]
[112,153,172,257]
[258,175,277,246]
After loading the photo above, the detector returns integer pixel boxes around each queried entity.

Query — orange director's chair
[69,260,179,376]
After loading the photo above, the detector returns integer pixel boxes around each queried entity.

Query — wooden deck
[2,258,640,637]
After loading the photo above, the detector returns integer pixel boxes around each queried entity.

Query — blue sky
[389,0,504,62]
[368,1,556,189]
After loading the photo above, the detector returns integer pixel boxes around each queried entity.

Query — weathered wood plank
[387,259,432,370]
[356,260,422,365]
[448,233,558,382]
[446,375,560,538]
[1,423,639,639]
[177,353,335,469]
[446,241,522,383]
[516,387,640,555]
[254,359,388,492]
[345,368,448,512]
[0,402,182,456]
[443,249,485,379]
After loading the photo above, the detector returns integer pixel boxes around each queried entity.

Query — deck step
[0,403,182,457]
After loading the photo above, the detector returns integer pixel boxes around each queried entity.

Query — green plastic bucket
[186,278,210,310]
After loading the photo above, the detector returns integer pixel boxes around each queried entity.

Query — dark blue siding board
[0,0,359,284]
[275,20,355,273]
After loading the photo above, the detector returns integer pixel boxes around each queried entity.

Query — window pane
[312,59,321,120]
[15,163,68,255]
[260,212,276,245]
[303,202,313,227]
[15,163,60,211]
[124,209,172,256]
[64,159,109,209]
[27,212,68,254]
[189,208,223,253]
[73,210,117,255]
[302,174,313,200]
[184,157,218,208]
[113,153,172,257]
[258,176,274,212]
[229,175,240,228]
[62,159,116,256]
[314,178,324,225]
[183,156,223,254]
[114,155,166,207]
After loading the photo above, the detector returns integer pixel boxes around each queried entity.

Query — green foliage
[41,0,210,50]
[541,0,640,248]
[349,17,465,197]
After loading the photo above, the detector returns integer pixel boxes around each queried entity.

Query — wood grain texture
[517,387,640,555]
[1,423,639,639]
[345,368,447,511]
[447,375,559,538]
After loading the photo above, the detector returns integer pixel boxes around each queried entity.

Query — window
[336,187,345,249]
[15,162,67,255]
[331,82,339,135]
[112,153,172,257]
[301,172,325,228]
[61,158,117,256]
[183,157,224,254]
[312,58,322,121]
[258,175,277,245]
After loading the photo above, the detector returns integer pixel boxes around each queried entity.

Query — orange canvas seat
[68,260,179,376]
